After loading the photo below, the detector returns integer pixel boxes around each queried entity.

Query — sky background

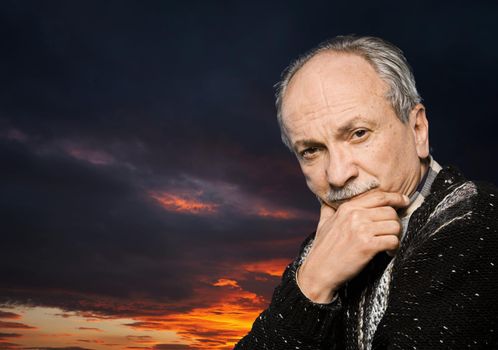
[1,1,497,349]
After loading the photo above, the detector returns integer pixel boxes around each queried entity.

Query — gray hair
[275,35,422,149]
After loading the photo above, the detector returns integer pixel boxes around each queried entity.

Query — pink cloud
[2,128,28,142]
[149,176,314,221]
[63,144,115,165]
[149,191,219,214]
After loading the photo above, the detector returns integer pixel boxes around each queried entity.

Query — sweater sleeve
[234,235,343,350]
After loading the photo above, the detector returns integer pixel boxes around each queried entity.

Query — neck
[405,157,430,198]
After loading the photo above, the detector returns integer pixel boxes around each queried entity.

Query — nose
[324,148,358,188]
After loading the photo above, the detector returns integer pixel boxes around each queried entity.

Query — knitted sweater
[234,166,498,349]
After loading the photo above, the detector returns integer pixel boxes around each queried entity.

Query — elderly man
[235,36,498,349]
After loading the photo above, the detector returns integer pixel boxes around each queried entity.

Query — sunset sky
[1,1,498,349]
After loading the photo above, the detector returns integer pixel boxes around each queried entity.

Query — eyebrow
[293,139,323,153]
[336,115,373,134]
[292,115,373,151]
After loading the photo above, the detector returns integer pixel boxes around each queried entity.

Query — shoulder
[425,178,497,244]
[430,179,497,231]
[392,177,498,294]
[422,165,497,232]
[400,168,498,261]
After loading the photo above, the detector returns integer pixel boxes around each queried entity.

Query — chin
[324,198,347,209]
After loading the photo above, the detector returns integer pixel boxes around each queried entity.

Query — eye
[352,129,368,140]
[300,147,319,159]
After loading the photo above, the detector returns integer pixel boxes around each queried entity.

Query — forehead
[281,52,389,125]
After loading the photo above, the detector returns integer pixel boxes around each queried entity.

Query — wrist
[296,266,338,304]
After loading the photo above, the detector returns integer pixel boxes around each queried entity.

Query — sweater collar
[397,156,441,240]
[400,156,442,220]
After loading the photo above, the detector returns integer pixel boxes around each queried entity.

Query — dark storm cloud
[0,332,22,339]
[0,137,312,315]
[0,0,497,323]
[0,320,35,329]
[0,311,20,319]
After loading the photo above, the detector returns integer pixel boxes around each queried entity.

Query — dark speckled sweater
[234,166,498,349]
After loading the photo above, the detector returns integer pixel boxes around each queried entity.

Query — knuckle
[357,223,366,233]
[353,222,367,234]
[356,233,367,245]
[350,210,361,223]
[358,234,374,251]
[376,192,387,203]
[340,203,354,215]
[398,193,405,202]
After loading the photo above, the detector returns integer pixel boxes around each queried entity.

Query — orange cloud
[113,254,297,349]
[242,258,289,277]
[152,345,198,350]
[0,342,20,350]
[0,333,22,340]
[0,321,36,329]
[0,311,21,320]
[149,192,218,214]
[77,327,102,332]
[0,244,298,350]
[211,279,239,288]
[256,207,296,219]
[78,338,106,344]
[126,335,155,344]
[121,273,268,349]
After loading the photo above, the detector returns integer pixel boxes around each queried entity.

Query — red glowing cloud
[0,320,36,329]
[211,279,240,288]
[0,332,22,340]
[0,311,21,320]
[255,206,296,220]
[242,258,289,277]
[149,192,219,214]
[0,255,293,350]
[76,327,102,332]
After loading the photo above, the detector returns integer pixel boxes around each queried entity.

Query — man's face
[281,52,429,209]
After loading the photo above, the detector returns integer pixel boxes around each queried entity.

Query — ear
[409,103,430,159]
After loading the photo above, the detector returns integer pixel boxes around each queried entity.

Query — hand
[297,191,409,303]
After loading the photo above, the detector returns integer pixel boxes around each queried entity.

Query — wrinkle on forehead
[318,63,331,113]
[281,52,389,124]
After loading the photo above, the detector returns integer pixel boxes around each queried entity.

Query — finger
[364,206,400,222]
[373,234,400,252]
[352,191,409,209]
[363,220,402,237]
[319,201,336,221]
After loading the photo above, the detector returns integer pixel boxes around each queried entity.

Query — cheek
[301,164,328,195]
[364,129,415,184]
[357,130,405,177]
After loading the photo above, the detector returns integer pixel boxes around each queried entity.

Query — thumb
[318,197,335,225]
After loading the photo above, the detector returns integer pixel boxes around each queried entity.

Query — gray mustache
[326,180,380,203]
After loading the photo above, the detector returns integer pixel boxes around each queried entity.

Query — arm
[234,243,343,350]
[235,191,409,349]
